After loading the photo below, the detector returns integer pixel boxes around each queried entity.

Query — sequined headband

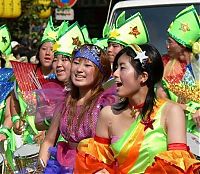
[73,45,104,74]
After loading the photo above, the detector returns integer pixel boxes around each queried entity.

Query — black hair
[113,44,164,120]
[66,44,111,130]
[12,45,35,62]
[0,51,6,68]
[35,43,43,68]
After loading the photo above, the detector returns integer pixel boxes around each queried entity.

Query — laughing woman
[75,44,200,174]
[33,52,72,131]
[37,44,117,173]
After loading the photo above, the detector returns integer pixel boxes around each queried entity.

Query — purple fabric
[56,141,77,168]
[44,146,73,174]
[59,85,117,143]
[44,85,117,172]
[25,81,66,117]
[34,82,68,123]
[58,85,117,167]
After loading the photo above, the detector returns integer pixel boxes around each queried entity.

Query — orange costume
[75,100,200,173]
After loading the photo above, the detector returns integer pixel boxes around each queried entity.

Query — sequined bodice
[59,87,117,143]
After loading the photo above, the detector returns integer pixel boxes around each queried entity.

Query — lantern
[35,0,51,18]
[0,0,21,18]
[0,0,3,16]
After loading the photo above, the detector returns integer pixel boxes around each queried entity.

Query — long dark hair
[66,44,111,129]
[113,44,164,120]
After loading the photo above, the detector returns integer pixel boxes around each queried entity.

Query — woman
[0,68,15,171]
[158,6,200,149]
[37,44,117,173]
[35,52,72,131]
[10,40,55,142]
[75,44,200,173]
[52,54,71,85]
[34,41,54,79]
[34,20,84,131]
[10,16,61,139]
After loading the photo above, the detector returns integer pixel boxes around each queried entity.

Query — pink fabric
[59,85,117,142]
[57,85,117,167]
[56,141,77,167]
[42,81,64,89]
[111,135,119,144]
[34,81,68,122]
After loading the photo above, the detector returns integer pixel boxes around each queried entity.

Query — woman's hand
[34,131,46,144]
[13,120,25,135]
[0,134,7,142]
[34,158,45,174]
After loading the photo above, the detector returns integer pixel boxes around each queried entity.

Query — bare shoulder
[163,101,186,143]
[164,100,184,113]
[96,105,115,137]
[163,100,185,125]
[99,105,114,121]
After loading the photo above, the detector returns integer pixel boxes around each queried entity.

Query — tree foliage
[0,0,56,49]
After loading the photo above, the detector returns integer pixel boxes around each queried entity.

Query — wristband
[0,126,11,138]
[11,114,20,124]
[168,143,189,151]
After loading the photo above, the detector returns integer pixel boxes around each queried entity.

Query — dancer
[75,44,200,173]
[34,21,85,130]
[10,16,63,144]
[37,44,117,173]
[104,11,149,70]
[158,6,200,140]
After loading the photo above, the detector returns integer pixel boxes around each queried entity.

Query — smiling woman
[52,55,71,83]
[10,16,60,139]
[37,43,117,173]
[74,44,200,174]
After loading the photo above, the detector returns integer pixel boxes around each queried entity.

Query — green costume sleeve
[185,101,200,136]
[161,79,178,102]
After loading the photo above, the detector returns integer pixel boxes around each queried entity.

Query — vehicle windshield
[110,4,200,54]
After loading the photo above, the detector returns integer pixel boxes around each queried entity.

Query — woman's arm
[3,95,12,128]
[145,102,200,173]
[192,109,200,128]
[165,102,186,144]
[75,106,115,174]
[38,111,61,166]
[10,91,24,135]
[0,95,13,142]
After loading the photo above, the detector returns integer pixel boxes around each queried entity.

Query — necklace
[128,103,144,118]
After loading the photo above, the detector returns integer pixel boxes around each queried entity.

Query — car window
[110,4,200,54]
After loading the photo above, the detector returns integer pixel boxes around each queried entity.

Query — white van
[107,0,200,54]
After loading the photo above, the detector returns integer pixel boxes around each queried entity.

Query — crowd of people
[0,5,200,174]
